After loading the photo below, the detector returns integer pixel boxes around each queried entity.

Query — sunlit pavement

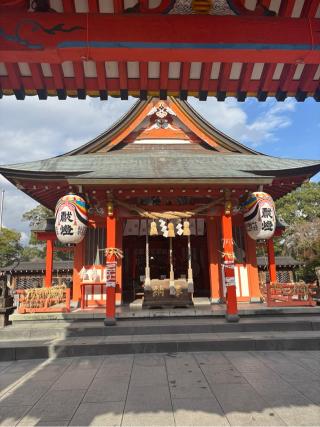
[0,351,320,426]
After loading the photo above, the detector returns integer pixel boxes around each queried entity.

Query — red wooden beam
[1,13,320,64]
[118,61,128,99]
[180,62,190,99]
[96,60,108,99]
[139,61,148,97]
[73,61,86,98]
[88,0,100,13]
[199,62,211,100]
[114,0,124,14]
[237,63,254,100]
[62,0,75,13]
[5,62,24,99]
[160,62,168,99]
[29,63,46,99]
[278,0,296,17]
[301,0,320,17]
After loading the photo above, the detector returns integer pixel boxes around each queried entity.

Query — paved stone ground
[0,351,320,426]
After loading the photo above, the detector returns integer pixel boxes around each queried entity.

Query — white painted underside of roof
[48,0,313,17]
[133,139,191,144]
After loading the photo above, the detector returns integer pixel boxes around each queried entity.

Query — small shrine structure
[1,97,319,322]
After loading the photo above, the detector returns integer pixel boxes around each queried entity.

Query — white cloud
[0,96,136,164]
[0,96,136,242]
[189,97,296,147]
[0,95,297,244]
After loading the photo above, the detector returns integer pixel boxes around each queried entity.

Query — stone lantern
[0,273,15,327]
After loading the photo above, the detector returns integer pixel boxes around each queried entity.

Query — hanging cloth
[187,235,194,293]
[169,237,176,295]
[144,233,151,290]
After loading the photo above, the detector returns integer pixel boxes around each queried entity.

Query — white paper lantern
[55,194,88,244]
[241,192,276,240]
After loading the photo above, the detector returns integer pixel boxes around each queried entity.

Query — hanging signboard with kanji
[241,192,276,240]
[55,194,88,244]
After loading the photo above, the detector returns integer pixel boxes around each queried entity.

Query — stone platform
[2,311,320,361]
[9,302,320,323]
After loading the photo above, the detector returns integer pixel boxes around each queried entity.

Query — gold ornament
[224,200,232,216]
[150,221,158,236]
[183,220,191,236]
[168,222,175,238]
[107,200,114,217]
[192,0,211,13]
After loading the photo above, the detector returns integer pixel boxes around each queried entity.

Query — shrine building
[1,98,320,321]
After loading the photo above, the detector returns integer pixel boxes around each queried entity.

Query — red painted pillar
[105,211,117,325]
[207,217,222,303]
[221,212,239,322]
[45,239,53,288]
[116,218,123,306]
[245,234,262,303]
[267,238,277,283]
[73,239,84,303]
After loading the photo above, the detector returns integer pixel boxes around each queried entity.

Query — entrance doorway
[122,234,210,302]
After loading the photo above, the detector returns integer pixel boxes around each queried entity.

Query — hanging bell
[168,222,175,238]
[150,220,158,236]
[183,220,191,236]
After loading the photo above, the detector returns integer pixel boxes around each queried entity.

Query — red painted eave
[1,12,320,101]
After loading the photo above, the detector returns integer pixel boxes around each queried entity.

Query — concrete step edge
[2,320,320,340]
[1,336,320,361]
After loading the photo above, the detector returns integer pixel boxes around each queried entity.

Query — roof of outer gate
[1,2,320,102]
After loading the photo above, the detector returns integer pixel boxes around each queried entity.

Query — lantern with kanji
[241,192,276,240]
[55,194,88,244]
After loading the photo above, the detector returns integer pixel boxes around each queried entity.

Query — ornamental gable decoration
[241,192,276,240]
[55,194,88,244]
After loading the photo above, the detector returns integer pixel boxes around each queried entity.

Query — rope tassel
[150,221,158,236]
[168,222,175,238]
[183,220,191,236]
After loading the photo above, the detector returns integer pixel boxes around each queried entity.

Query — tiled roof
[1,151,319,181]
[1,260,73,273]
[257,256,303,268]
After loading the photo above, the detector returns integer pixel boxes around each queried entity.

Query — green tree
[22,204,73,261]
[276,182,320,225]
[20,246,44,262]
[0,228,22,268]
[22,205,53,245]
[275,182,320,281]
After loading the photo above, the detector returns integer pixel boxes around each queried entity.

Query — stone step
[2,315,320,341]
[1,330,320,361]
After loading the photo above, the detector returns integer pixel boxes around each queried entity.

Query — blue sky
[0,95,319,242]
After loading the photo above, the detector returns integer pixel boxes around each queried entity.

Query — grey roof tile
[1,152,319,180]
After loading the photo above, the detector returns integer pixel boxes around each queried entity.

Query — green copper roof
[1,151,319,181]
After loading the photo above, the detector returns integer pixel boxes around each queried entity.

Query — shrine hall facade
[1,98,320,309]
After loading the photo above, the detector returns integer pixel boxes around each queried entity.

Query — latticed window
[277,270,291,283]
[265,270,291,283]
[16,276,43,289]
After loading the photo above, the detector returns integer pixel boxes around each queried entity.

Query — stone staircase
[1,313,320,361]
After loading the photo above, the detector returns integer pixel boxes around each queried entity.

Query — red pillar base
[225,284,240,322]
[105,283,116,326]
[104,317,116,326]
